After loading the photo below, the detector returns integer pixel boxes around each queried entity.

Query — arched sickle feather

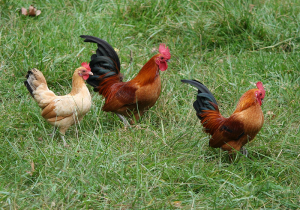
[80,35,120,72]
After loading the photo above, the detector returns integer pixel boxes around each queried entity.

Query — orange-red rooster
[24,63,93,146]
[81,35,171,126]
[182,80,265,158]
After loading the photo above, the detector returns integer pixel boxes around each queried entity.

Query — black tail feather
[80,35,122,92]
[181,79,218,120]
[24,71,35,97]
[24,81,34,97]
[80,35,120,72]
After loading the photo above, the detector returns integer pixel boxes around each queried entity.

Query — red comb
[159,44,171,60]
[256,81,265,97]
[81,62,91,71]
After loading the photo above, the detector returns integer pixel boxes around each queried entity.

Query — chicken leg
[116,114,130,127]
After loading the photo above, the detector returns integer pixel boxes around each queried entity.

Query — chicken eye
[160,56,164,60]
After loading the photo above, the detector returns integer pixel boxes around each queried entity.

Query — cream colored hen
[24,63,93,146]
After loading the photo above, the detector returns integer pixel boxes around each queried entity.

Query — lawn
[0,0,300,209]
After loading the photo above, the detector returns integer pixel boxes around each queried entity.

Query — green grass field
[1,0,300,208]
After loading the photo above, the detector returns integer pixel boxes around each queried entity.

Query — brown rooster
[81,35,171,126]
[182,80,265,158]
[24,63,93,146]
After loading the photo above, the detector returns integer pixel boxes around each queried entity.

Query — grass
[1,0,300,208]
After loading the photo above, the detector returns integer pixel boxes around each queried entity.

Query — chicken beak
[88,71,93,75]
